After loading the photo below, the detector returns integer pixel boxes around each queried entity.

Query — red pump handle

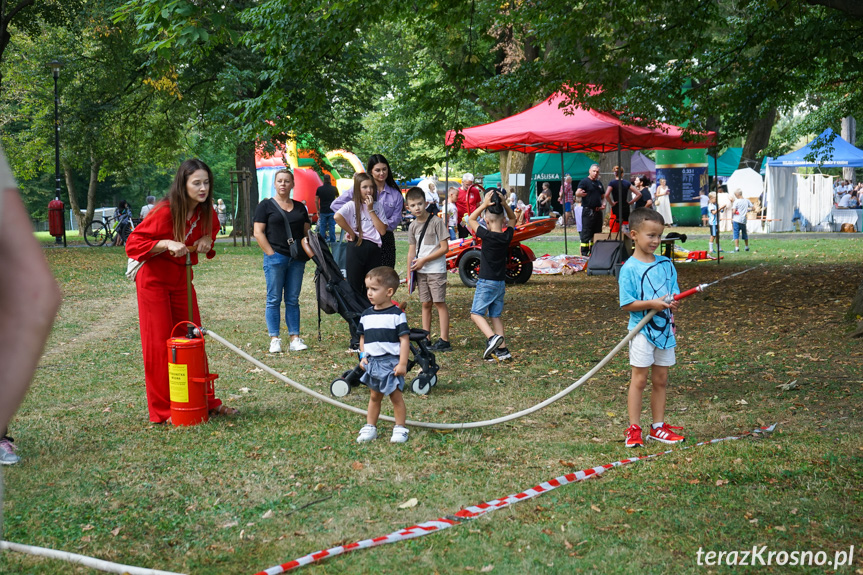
[674,285,703,301]
[170,321,202,339]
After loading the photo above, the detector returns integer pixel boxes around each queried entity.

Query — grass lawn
[2,232,862,574]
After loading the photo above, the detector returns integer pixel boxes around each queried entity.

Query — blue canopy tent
[765,128,863,231]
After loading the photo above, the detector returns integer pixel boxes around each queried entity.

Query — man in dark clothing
[575,164,605,256]
[315,174,338,243]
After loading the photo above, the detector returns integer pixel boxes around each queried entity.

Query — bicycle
[84,214,134,247]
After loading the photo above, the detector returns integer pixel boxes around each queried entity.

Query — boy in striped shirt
[356,267,411,443]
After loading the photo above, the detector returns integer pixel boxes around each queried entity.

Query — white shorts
[628,333,676,368]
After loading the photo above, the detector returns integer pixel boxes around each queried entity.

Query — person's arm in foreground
[0,189,62,431]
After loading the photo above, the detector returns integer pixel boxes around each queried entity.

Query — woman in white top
[653,177,674,226]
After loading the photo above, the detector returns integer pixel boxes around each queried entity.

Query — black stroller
[302,233,440,397]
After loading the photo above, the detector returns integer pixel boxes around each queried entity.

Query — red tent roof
[446,91,716,153]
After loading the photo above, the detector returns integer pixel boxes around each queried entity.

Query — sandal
[209,405,239,417]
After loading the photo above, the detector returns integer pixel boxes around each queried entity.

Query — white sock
[652,422,664,430]
[708,241,714,251]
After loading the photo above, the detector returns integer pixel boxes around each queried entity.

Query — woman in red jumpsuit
[126,159,236,423]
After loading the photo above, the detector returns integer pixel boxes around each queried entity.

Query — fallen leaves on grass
[351,461,364,471]
[398,497,419,509]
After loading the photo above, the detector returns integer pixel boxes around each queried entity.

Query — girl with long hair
[334,173,388,302]
[126,159,236,423]
[330,154,403,267]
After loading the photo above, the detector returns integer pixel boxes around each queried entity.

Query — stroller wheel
[428,374,438,387]
[330,379,351,398]
[410,375,431,396]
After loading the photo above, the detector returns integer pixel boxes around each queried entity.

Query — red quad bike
[446,217,557,287]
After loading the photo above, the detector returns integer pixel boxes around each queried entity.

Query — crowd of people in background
[834,179,861,208]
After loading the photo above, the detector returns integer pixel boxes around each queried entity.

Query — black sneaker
[483,335,504,359]
[485,347,512,362]
[429,338,452,352]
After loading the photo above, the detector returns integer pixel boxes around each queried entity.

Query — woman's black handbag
[271,198,309,262]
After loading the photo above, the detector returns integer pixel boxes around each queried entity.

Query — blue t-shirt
[708,202,718,226]
[618,255,680,349]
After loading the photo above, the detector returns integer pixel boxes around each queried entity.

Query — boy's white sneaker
[268,337,282,353]
[357,424,378,443]
[289,338,308,351]
[390,425,409,443]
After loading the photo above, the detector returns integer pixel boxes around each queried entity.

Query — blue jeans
[263,252,306,337]
[448,226,456,241]
[318,212,336,243]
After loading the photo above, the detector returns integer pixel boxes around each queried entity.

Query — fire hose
[204,266,760,430]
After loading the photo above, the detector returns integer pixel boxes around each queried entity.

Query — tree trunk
[599,151,632,183]
[739,109,777,170]
[841,116,856,183]
[63,156,102,234]
[499,150,535,203]
[62,160,82,233]
[232,141,259,239]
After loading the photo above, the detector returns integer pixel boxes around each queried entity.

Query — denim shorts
[732,220,748,240]
[470,278,505,318]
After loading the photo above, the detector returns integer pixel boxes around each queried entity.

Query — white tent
[765,129,863,232]
[793,174,834,231]
[726,168,763,200]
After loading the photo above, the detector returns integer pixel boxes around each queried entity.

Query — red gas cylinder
[48,199,65,237]
[167,323,218,426]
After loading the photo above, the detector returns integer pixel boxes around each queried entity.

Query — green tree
[1,1,188,232]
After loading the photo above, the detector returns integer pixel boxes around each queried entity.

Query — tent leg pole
[561,152,567,255]
[445,142,450,239]
[713,152,720,265]
[616,143,623,244]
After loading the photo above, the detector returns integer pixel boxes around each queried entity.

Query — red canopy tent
[445,91,716,153]
[444,90,717,253]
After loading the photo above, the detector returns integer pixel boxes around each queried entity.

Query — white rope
[0,540,186,575]
[203,310,656,430]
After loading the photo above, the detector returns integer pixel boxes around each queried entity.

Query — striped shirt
[358,305,409,357]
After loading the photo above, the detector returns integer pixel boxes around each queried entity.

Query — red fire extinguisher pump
[48,199,66,246]
[166,254,219,426]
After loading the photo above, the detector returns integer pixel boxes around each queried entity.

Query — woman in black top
[604,166,642,232]
[253,169,311,354]
[633,176,654,209]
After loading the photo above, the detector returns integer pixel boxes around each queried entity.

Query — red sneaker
[624,424,644,448]
[648,423,685,444]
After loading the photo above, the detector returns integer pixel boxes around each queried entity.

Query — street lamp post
[47,59,65,246]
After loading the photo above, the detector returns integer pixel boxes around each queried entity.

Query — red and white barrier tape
[254,424,776,575]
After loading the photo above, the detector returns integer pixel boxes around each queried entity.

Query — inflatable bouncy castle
[256,138,365,220]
